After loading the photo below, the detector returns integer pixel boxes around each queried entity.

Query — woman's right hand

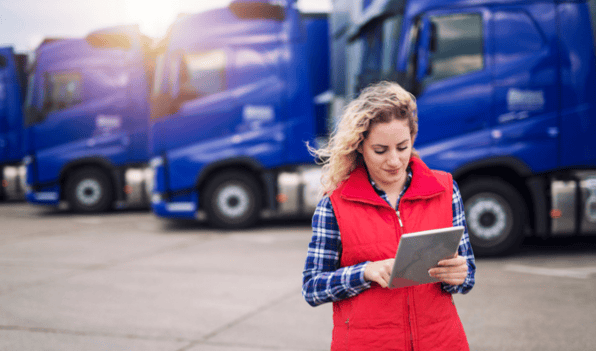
[364,259,395,288]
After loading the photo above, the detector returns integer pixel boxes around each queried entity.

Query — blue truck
[147,0,330,228]
[0,47,27,201]
[330,0,596,255]
[23,26,155,212]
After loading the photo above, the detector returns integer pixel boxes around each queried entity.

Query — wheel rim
[76,179,102,206]
[216,184,250,219]
[466,193,512,242]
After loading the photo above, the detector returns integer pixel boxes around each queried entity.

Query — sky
[0,0,332,54]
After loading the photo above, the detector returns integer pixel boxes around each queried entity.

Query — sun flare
[123,0,179,38]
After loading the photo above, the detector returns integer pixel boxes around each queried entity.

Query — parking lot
[1,203,595,350]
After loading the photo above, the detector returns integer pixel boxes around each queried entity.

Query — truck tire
[203,171,262,229]
[0,175,4,201]
[66,167,113,213]
[460,178,526,256]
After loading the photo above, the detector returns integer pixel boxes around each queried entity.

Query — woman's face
[358,118,412,193]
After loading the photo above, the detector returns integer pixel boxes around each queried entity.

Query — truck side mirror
[416,17,436,87]
[426,62,433,76]
[425,22,438,76]
[429,22,438,53]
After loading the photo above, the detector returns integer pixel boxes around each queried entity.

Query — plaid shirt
[302,168,476,307]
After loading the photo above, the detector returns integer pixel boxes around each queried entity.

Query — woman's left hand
[428,253,468,286]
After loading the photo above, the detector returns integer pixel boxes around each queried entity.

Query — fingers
[429,256,468,285]
[369,270,391,288]
[364,259,395,288]
[429,268,467,277]
[429,264,467,283]
[429,262,467,276]
[434,275,466,285]
[436,254,466,267]
[429,270,467,285]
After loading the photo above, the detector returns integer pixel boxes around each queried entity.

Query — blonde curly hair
[311,81,419,194]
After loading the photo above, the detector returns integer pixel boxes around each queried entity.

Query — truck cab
[0,47,27,201]
[331,0,596,255]
[23,26,154,212]
[148,0,329,228]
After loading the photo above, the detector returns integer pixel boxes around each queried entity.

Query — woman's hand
[428,253,468,286]
[364,259,395,288]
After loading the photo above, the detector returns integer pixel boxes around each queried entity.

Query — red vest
[329,157,469,351]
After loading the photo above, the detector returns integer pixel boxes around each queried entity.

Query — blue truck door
[29,69,93,185]
[490,3,559,172]
[412,8,492,171]
[227,43,284,163]
[31,63,131,186]
[84,26,151,166]
[0,48,24,164]
[0,48,10,162]
[160,47,239,193]
[557,1,596,167]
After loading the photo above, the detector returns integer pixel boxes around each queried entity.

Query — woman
[302,81,476,350]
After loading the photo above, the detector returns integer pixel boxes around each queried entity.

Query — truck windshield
[347,14,403,96]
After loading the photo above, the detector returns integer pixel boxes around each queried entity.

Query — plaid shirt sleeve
[441,180,476,294]
[302,196,371,307]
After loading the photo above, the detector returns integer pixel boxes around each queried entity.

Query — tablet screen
[388,226,464,289]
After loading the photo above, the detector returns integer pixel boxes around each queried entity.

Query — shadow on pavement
[0,199,26,205]
[31,207,151,218]
[159,216,312,232]
[518,236,596,256]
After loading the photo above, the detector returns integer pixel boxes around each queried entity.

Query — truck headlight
[151,193,162,203]
[144,167,155,195]
[18,164,27,191]
[150,156,163,169]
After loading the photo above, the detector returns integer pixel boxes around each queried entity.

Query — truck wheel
[203,171,262,229]
[0,175,4,201]
[66,167,113,213]
[460,178,526,256]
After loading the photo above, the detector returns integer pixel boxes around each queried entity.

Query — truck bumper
[26,185,61,206]
[151,193,198,220]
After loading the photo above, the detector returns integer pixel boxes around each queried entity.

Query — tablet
[388,226,465,289]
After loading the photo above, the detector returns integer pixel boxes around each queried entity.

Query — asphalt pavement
[0,203,595,350]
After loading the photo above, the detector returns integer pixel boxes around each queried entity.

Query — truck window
[589,0,596,54]
[351,14,403,95]
[182,50,226,97]
[360,22,383,83]
[382,16,403,79]
[425,13,483,83]
[0,56,5,123]
[152,54,166,98]
[43,71,82,114]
